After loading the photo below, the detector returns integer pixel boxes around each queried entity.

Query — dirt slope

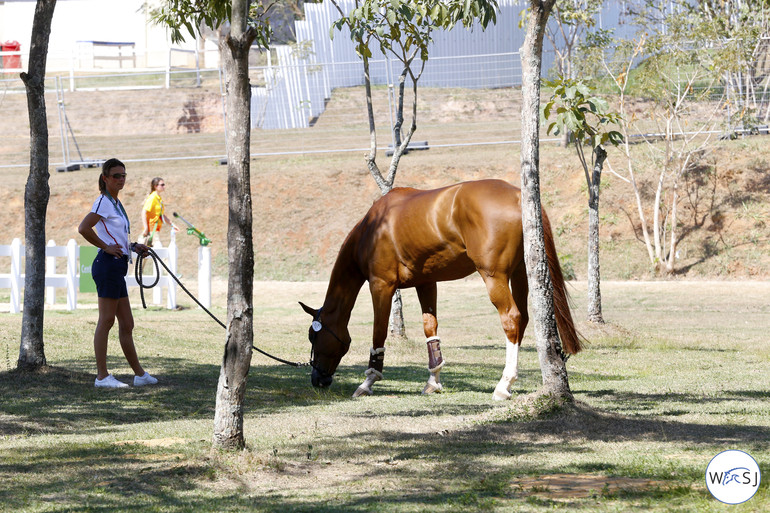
[1,95,768,283]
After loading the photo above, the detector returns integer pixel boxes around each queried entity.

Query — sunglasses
[110,173,127,179]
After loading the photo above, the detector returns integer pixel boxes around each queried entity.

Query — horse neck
[322,232,365,329]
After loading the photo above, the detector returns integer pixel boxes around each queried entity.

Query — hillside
[1,130,768,285]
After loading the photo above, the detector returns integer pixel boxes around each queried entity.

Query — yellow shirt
[142,191,164,232]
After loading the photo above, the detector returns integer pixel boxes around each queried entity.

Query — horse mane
[542,209,584,354]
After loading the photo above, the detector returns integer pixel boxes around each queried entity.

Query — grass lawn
[1,280,769,512]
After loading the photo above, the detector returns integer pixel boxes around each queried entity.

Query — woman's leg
[115,296,146,376]
[95,297,118,380]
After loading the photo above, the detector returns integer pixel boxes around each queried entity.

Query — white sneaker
[133,372,158,386]
[95,374,129,388]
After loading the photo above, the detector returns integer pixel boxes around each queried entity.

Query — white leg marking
[352,368,383,398]
[422,367,444,394]
[493,341,519,401]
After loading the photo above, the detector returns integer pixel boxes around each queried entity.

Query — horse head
[299,302,350,388]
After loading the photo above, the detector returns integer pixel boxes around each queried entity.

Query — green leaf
[609,131,625,146]
[518,8,528,29]
[543,101,553,120]
[588,96,608,114]
[183,20,196,40]
[565,112,579,131]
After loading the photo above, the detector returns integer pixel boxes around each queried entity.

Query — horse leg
[417,283,444,394]
[480,268,526,401]
[352,347,386,398]
[353,279,395,398]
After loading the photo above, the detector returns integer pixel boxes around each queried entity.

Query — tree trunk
[213,0,256,451]
[18,0,56,372]
[652,165,666,269]
[665,181,679,275]
[361,45,407,338]
[587,146,607,324]
[520,0,571,399]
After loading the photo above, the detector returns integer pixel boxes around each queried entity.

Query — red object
[2,40,21,70]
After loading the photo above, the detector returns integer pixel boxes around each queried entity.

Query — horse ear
[298,301,318,318]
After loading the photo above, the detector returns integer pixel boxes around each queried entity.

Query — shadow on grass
[0,435,528,513]
[0,358,333,436]
[497,399,770,448]
[2,360,769,511]
[304,398,770,468]
[0,357,523,437]
[0,359,220,435]
[579,387,770,402]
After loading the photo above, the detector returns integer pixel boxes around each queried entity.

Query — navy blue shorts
[91,251,129,299]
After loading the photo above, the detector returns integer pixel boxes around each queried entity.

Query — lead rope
[135,248,310,368]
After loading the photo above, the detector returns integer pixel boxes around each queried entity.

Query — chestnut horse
[299,179,582,400]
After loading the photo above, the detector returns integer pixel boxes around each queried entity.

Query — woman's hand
[103,243,124,257]
[131,242,151,257]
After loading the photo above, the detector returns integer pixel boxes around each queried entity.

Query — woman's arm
[78,212,123,256]
[162,214,179,231]
[142,206,151,235]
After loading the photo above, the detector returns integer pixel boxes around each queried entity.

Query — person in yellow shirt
[139,177,179,247]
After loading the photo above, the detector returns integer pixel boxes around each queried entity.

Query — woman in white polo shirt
[78,158,158,389]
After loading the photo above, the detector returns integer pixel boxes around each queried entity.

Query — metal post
[385,55,397,151]
[198,246,211,309]
[55,77,70,168]
[219,66,228,154]
[166,48,171,89]
[66,239,77,310]
[167,232,177,309]
[195,49,201,87]
[69,50,75,91]
[46,240,56,305]
[10,238,22,314]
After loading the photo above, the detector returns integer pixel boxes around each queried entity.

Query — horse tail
[542,209,584,354]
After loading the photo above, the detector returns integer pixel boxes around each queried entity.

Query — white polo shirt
[90,194,131,257]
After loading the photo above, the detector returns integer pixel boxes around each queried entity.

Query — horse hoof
[422,382,443,394]
[492,387,512,401]
[352,386,373,398]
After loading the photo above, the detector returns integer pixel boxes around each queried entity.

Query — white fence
[0,237,212,314]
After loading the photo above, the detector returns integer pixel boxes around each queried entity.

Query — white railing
[46,239,79,310]
[0,236,212,313]
[0,238,23,314]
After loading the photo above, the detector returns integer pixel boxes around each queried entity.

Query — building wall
[0,0,195,70]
